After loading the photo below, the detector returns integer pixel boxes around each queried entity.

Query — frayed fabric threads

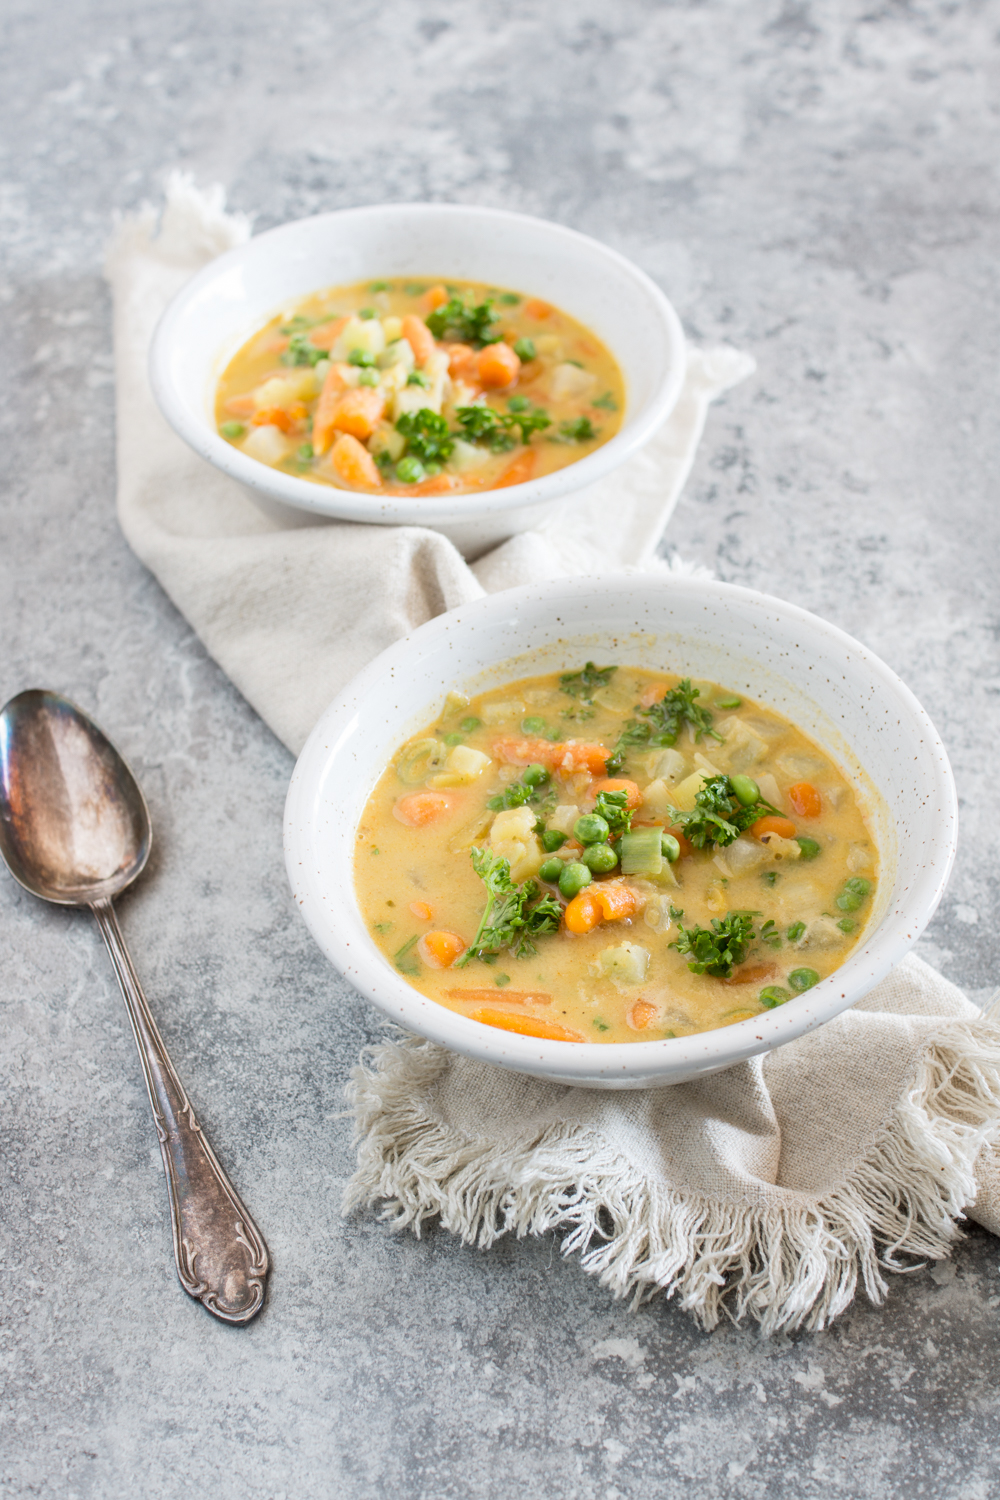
[344,957,1000,1334]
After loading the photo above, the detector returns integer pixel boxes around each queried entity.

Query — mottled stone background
[2,2,999,1496]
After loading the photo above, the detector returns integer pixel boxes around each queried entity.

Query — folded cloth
[106,177,1000,1330]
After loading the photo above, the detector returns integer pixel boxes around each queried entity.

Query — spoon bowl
[0,689,150,904]
[0,688,269,1324]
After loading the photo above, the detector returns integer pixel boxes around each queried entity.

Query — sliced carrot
[564,889,601,935]
[252,405,307,432]
[443,342,477,377]
[471,1009,584,1042]
[422,284,449,313]
[524,299,552,320]
[477,342,521,389]
[401,314,436,367]
[723,963,777,987]
[751,815,797,841]
[224,394,257,417]
[408,473,462,496]
[628,999,659,1031]
[639,681,668,708]
[312,363,354,454]
[309,315,350,352]
[564,882,637,934]
[329,386,386,442]
[447,988,553,1006]
[330,432,382,489]
[590,777,642,811]
[495,449,536,488]
[417,931,466,969]
[392,791,455,827]
[492,737,610,776]
[409,900,433,921]
[788,782,822,818]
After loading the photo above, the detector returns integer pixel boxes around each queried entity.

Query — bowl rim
[283,574,959,1083]
[148,201,687,528]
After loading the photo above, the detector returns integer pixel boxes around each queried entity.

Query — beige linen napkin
[107,177,1000,1331]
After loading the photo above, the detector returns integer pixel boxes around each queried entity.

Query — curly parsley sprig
[455,849,563,966]
[605,678,722,774]
[671,910,758,978]
[668,775,780,851]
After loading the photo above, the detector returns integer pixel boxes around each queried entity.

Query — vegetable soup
[215,279,624,496]
[354,665,879,1044]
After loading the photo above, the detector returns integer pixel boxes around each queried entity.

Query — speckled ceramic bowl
[148,203,686,559]
[284,576,957,1088]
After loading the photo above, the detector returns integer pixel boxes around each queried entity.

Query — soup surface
[354,665,879,1044]
[216,279,625,496]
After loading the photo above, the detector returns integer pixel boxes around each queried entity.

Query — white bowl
[149,203,686,558]
[284,576,957,1089]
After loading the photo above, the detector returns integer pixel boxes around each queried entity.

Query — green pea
[358,369,380,387]
[406,370,430,388]
[660,833,681,863]
[796,836,821,861]
[459,717,482,733]
[395,457,426,483]
[730,774,760,807]
[582,843,618,873]
[220,420,246,440]
[787,920,806,941]
[522,763,550,788]
[508,395,529,412]
[539,857,564,883]
[716,695,742,709]
[358,308,377,320]
[513,337,536,361]
[348,348,376,366]
[759,986,790,1009]
[837,917,857,933]
[789,968,820,993]
[369,281,392,292]
[444,732,465,746]
[835,877,870,912]
[558,862,592,899]
[574,813,610,845]
[540,829,567,852]
[521,716,547,734]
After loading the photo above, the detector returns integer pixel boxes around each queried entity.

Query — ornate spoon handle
[91,899,269,1323]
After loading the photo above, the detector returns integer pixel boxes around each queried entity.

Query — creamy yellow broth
[354,666,879,1044]
[215,278,625,496]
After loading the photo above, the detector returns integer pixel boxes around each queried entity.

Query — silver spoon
[0,689,269,1324]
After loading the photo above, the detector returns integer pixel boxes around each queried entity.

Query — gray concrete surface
[2,2,1000,1496]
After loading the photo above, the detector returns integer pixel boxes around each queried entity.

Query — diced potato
[792,916,845,951]
[847,841,874,873]
[671,770,715,812]
[548,804,580,836]
[758,832,801,863]
[382,315,403,342]
[253,371,320,408]
[777,751,827,780]
[593,942,649,987]
[330,315,386,362]
[493,838,545,883]
[368,421,406,462]
[393,382,441,420]
[645,748,688,784]
[550,362,598,401]
[378,338,415,373]
[534,334,563,356]
[694,751,722,775]
[715,717,769,771]
[756,772,782,807]
[713,836,771,879]
[639,778,673,818]
[428,745,492,787]
[444,689,470,713]
[241,424,289,465]
[490,806,537,844]
[449,437,492,473]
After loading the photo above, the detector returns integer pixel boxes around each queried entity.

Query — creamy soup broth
[354,666,878,1044]
[216,279,625,497]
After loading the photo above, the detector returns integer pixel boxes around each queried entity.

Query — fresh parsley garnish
[455,849,563,966]
[559,662,617,703]
[487,764,552,812]
[454,403,550,449]
[393,934,420,975]
[425,297,502,347]
[396,408,455,464]
[555,416,598,442]
[668,775,780,851]
[593,788,632,837]
[671,911,758,978]
[605,678,722,772]
[592,392,618,411]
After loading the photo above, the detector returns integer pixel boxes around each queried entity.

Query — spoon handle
[91,899,269,1323]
